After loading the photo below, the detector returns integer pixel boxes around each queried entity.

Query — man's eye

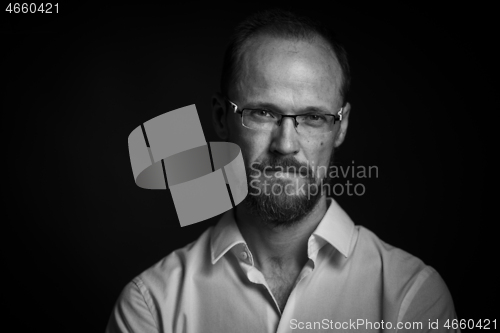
[306,114,326,121]
[251,110,274,118]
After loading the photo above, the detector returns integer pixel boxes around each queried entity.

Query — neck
[235,195,328,273]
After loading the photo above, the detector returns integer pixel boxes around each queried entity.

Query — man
[106,9,459,333]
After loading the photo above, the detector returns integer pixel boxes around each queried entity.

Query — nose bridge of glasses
[277,114,299,128]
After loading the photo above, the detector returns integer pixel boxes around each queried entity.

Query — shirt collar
[312,197,357,258]
[210,197,357,265]
[210,208,247,264]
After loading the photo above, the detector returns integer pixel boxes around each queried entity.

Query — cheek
[306,140,334,178]
[229,127,270,165]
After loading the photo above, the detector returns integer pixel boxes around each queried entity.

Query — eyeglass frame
[225,97,343,133]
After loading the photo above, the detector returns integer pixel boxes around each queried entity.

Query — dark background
[3,2,493,332]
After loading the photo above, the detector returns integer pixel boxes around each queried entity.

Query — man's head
[212,9,351,228]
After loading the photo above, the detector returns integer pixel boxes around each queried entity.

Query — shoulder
[354,226,457,324]
[138,225,214,293]
[106,226,214,333]
[355,225,428,279]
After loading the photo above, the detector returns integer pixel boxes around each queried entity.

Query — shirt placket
[276,235,324,333]
[235,244,281,332]
[233,237,325,333]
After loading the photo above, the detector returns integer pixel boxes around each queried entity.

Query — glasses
[226,98,343,135]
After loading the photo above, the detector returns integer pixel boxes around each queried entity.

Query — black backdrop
[4,3,493,332]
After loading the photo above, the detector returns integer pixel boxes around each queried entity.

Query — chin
[245,177,323,228]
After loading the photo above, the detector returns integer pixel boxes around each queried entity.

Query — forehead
[235,34,343,109]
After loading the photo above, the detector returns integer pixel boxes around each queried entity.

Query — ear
[334,102,351,147]
[212,93,229,140]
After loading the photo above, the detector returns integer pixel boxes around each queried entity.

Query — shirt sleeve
[105,278,159,333]
[397,267,460,332]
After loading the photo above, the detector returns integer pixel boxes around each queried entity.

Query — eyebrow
[245,102,334,115]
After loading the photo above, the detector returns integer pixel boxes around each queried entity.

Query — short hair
[220,8,351,106]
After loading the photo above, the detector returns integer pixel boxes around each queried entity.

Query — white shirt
[106,197,459,332]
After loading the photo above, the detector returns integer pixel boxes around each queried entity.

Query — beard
[241,154,331,228]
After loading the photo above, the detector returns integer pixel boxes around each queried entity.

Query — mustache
[249,156,313,177]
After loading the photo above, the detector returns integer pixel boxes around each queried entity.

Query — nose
[269,117,300,156]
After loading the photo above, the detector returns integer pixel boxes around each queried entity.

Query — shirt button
[240,251,248,260]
